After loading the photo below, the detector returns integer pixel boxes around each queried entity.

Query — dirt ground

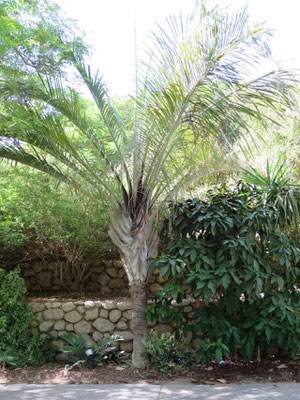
[0,357,299,385]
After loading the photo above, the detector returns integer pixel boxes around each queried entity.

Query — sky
[56,0,300,97]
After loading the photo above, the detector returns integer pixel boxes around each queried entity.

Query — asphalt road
[0,383,300,400]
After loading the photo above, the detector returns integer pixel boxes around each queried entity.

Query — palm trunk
[130,281,148,368]
[108,207,158,368]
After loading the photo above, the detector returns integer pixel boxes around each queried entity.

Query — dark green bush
[143,331,195,374]
[0,268,55,368]
[146,183,300,363]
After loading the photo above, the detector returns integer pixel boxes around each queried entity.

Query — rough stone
[118,288,129,296]
[153,323,174,336]
[94,266,104,273]
[109,309,122,323]
[106,268,118,278]
[117,269,126,278]
[148,275,156,284]
[50,330,58,338]
[97,272,110,286]
[116,320,127,330]
[43,308,64,320]
[84,301,95,309]
[52,340,64,352]
[66,323,74,332]
[73,301,83,306]
[149,283,162,293]
[65,310,82,323]
[77,306,85,314]
[62,302,75,312]
[101,286,112,294]
[44,302,52,309]
[102,301,117,310]
[37,312,44,323]
[36,271,52,288]
[56,353,70,361]
[85,308,99,320]
[74,320,93,334]
[93,331,104,342]
[39,321,54,332]
[120,342,133,352]
[99,309,109,318]
[54,320,66,330]
[92,318,115,333]
[183,306,193,313]
[116,302,132,311]
[108,279,126,289]
[57,330,67,338]
[51,302,62,308]
[90,273,99,282]
[147,319,157,328]
[114,331,133,342]
[157,276,167,284]
[122,310,132,320]
[27,302,46,312]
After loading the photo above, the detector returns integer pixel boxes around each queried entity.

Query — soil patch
[0,358,299,385]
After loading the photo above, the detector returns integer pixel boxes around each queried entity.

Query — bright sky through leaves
[57,0,299,97]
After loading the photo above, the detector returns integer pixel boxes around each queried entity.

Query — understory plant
[146,181,300,363]
[143,330,196,374]
[0,268,55,368]
[60,332,125,370]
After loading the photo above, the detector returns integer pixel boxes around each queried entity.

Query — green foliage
[0,268,55,368]
[143,331,195,374]
[60,332,124,370]
[242,156,300,227]
[0,165,113,256]
[146,182,300,363]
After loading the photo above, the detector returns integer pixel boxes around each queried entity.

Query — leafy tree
[0,0,298,367]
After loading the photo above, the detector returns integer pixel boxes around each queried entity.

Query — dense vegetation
[146,175,300,363]
[0,0,299,367]
[0,268,55,368]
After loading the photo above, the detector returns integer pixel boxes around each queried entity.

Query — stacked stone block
[28,298,194,354]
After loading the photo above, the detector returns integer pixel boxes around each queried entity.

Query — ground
[0,358,299,385]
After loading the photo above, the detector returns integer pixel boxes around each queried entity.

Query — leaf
[265,325,271,341]
[215,348,222,362]
[222,273,231,290]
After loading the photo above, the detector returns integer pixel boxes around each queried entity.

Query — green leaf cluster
[143,330,195,374]
[0,268,55,368]
[146,182,300,362]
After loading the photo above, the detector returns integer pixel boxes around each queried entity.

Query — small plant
[60,332,125,370]
[143,331,195,374]
[0,268,55,368]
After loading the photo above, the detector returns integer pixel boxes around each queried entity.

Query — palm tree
[0,2,298,367]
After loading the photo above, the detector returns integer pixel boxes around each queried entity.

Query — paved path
[0,383,299,400]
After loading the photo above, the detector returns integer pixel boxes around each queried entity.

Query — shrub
[146,183,300,363]
[143,331,196,374]
[60,332,125,369]
[0,268,55,368]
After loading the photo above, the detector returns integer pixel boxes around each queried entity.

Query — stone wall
[23,261,166,295]
[27,298,196,356]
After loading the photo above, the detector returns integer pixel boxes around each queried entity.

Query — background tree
[0,0,298,367]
